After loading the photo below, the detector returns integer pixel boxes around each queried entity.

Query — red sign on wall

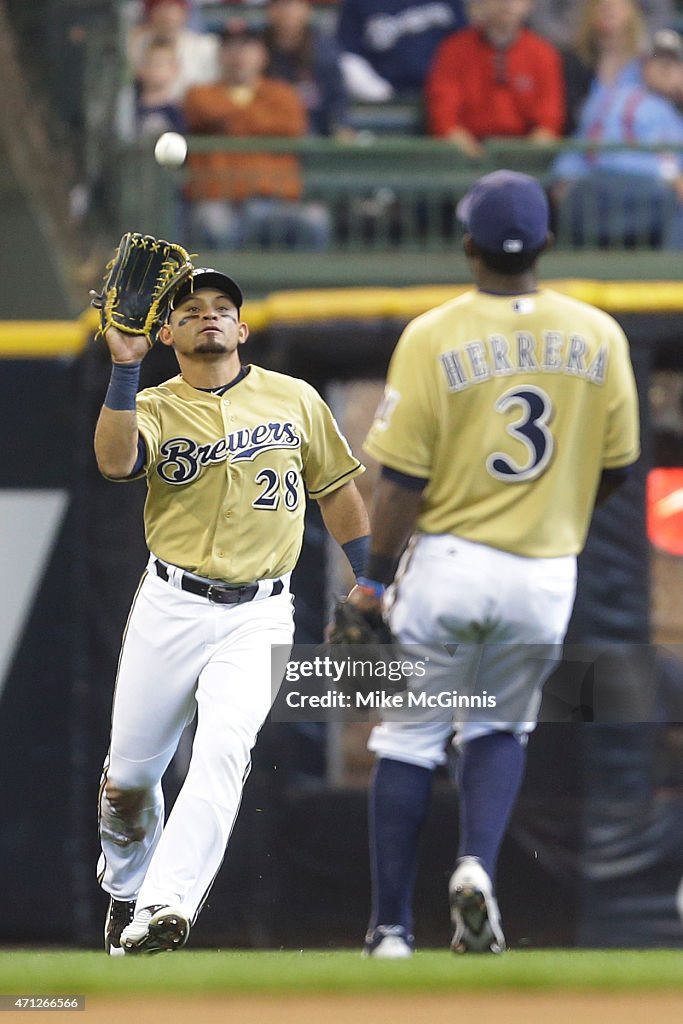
[647,468,683,555]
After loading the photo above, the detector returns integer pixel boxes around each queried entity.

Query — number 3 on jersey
[486,385,554,482]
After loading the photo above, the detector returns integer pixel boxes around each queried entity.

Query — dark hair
[477,247,543,275]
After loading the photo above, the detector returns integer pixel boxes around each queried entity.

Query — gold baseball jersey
[126,365,363,582]
[364,288,640,557]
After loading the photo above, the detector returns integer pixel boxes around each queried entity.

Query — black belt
[154,559,284,605]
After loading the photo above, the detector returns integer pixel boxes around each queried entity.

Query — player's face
[164,289,247,357]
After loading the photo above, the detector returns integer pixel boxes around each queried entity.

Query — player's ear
[157,321,174,347]
[237,320,249,345]
[463,234,478,258]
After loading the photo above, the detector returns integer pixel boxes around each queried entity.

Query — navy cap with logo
[457,170,549,255]
[172,268,243,311]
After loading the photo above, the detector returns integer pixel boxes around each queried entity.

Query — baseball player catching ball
[95,267,369,954]
[347,170,641,957]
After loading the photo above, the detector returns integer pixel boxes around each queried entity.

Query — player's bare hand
[104,326,150,365]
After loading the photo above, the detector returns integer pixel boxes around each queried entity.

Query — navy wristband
[341,535,370,579]
[104,362,141,411]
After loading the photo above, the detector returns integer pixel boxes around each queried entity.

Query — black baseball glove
[326,598,406,698]
[328,598,395,647]
[90,232,193,346]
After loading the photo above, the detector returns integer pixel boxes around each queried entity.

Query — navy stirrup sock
[456,731,526,881]
[368,757,434,933]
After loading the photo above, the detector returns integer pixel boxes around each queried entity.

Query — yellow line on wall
[0,320,88,357]
[246,280,683,330]
[2,281,683,357]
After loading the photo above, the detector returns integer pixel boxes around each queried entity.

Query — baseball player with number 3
[95,265,369,955]
[346,171,640,958]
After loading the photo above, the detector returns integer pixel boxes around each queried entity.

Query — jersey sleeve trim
[307,461,365,498]
[601,466,632,485]
[130,435,147,476]
[381,465,429,491]
[100,466,146,483]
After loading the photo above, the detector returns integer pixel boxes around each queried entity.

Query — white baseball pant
[368,533,577,769]
[98,557,293,921]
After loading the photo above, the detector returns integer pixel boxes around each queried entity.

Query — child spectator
[337,0,468,100]
[127,0,219,101]
[184,22,330,249]
[135,37,187,137]
[264,0,353,137]
[425,0,565,158]
[644,27,683,105]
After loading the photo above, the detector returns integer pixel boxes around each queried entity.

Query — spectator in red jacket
[425,0,565,159]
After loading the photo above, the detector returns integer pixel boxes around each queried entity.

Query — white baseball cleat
[362,925,415,959]
[449,856,506,954]
[121,904,190,954]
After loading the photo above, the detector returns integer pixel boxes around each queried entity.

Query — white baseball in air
[154,132,188,168]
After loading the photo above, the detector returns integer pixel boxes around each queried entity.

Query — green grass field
[0,949,681,997]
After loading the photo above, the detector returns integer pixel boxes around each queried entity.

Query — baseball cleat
[104,897,136,956]
[449,856,506,954]
[362,925,415,959]
[121,904,190,954]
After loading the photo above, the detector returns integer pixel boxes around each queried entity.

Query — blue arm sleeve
[601,465,632,486]
[381,465,429,491]
[130,435,147,477]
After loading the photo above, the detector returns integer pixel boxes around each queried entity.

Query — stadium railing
[109,135,683,293]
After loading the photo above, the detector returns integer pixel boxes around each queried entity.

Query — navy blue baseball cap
[172,268,243,311]
[457,170,549,255]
